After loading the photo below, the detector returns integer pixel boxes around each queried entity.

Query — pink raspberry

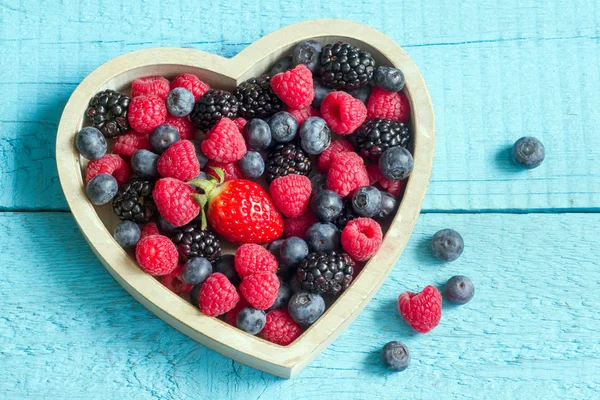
[161,265,193,294]
[131,76,171,100]
[234,244,278,279]
[341,218,383,261]
[128,94,167,134]
[224,296,249,326]
[271,65,314,109]
[233,117,247,133]
[269,175,312,218]
[317,139,354,172]
[164,115,195,140]
[239,272,280,310]
[284,210,317,238]
[326,152,369,197]
[152,178,200,227]
[285,106,320,127]
[198,273,240,317]
[140,222,160,239]
[368,164,406,197]
[85,154,130,185]
[171,73,210,101]
[135,234,178,276]
[205,161,244,181]
[157,140,200,181]
[201,118,247,163]
[112,131,151,157]
[367,87,410,122]
[398,286,442,334]
[320,91,367,134]
[261,309,302,345]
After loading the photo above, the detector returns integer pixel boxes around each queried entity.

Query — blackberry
[334,199,357,230]
[296,251,355,295]
[354,118,410,162]
[234,75,282,119]
[264,142,311,183]
[86,90,130,138]
[112,178,156,223]
[190,89,239,131]
[169,222,221,263]
[319,42,375,90]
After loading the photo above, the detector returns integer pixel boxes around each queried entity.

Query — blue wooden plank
[1,212,598,398]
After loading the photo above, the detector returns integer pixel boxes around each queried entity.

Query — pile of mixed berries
[77,40,415,347]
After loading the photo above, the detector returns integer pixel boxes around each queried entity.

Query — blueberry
[280,237,309,265]
[375,192,397,221]
[346,85,372,104]
[269,111,298,143]
[292,40,323,74]
[289,276,303,293]
[378,147,413,181]
[166,87,195,117]
[131,149,159,178]
[312,80,334,108]
[238,151,265,179]
[181,257,212,285]
[511,137,545,169]
[190,140,209,169]
[113,220,140,248]
[243,118,271,150]
[431,229,464,262]
[310,173,328,196]
[372,66,405,92]
[76,126,107,160]
[157,216,177,234]
[150,124,180,154]
[382,341,410,371]
[299,117,331,155]
[192,171,210,181]
[311,189,342,222]
[86,173,118,205]
[270,56,293,76]
[288,291,325,326]
[267,239,285,261]
[445,275,475,304]
[352,186,382,217]
[190,284,202,308]
[306,222,340,252]
[213,254,240,285]
[267,279,293,311]
[236,307,266,335]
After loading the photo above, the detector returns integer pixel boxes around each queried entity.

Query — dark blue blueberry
[131,149,159,178]
[292,40,323,73]
[431,229,464,262]
[378,146,413,180]
[150,124,180,154]
[270,56,293,76]
[299,117,331,155]
[157,216,177,234]
[267,279,293,311]
[306,222,340,252]
[288,291,325,326]
[243,118,272,150]
[181,257,213,285]
[352,186,382,218]
[238,151,265,179]
[310,173,328,196]
[346,85,372,104]
[236,307,266,335]
[280,237,309,265]
[190,284,202,308]
[289,276,302,293]
[267,239,285,261]
[113,220,140,248]
[445,275,475,304]
[166,87,195,117]
[193,171,210,181]
[75,126,107,160]
[269,111,298,143]
[213,254,240,285]
[190,140,209,169]
[374,192,397,221]
[511,137,545,169]
[312,80,334,108]
[382,341,410,371]
[311,189,342,222]
[86,173,118,205]
[372,66,405,92]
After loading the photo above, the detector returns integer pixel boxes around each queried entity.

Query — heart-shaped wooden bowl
[56,19,434,378]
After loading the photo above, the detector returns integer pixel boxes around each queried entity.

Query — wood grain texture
[1,0,599,211]
[1,213,599,399]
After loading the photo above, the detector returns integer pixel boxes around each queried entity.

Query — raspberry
[367,164,406,197]
[233,117,247,133]
[135,234,178,276]
[152,178,200,227]
[234,244,278,279]
[317,139,354,172]
[269,175,311,218]
[261,309,302,345]
[164,115,195,140]
[320,91,367,135]
[200,118,247,163]
[284,209,317,238]
[341,217,383,261]
[140,222,160,239]
[171,73,210,101]
[326,152,369,197]
[271,64,314,109]
[198,273,240,316]
[112,131,151,157]
[131,76,171,100]
[367,87,410,122]
[161,265,193,294]
[85,154,130,185]
[285,106,320,127]
[205,161,244,181]
[224,296,249,326]
[240,272,280,310]
[128,94,167,134]
[398,285,442,334]
[157,140,200,181]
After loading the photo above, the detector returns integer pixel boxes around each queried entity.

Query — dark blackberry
[86,90,130,138]
[112,178,156,223]
[354,118,410,162]
[190,89,239,132]
[334,199,358,230]
[169,222,221,263]
[265,142,311,183]
[234,75,282,119]
[319,42,375,90]
[296,251,355,295]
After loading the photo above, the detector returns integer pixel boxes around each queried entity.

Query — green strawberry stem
[188,168,226,230]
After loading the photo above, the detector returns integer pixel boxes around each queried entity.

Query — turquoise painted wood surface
[1,0,599,398]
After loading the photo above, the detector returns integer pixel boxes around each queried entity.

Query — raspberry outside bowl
[55,19,434,378]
